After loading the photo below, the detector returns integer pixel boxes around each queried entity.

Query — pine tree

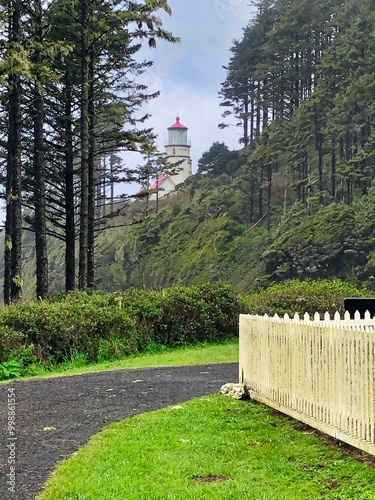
[4,0,24,303]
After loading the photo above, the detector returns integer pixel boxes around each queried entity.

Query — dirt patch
[299,463,325,472]
[192,474,231,483]
[292,421,315,433]
[325,479,341,489]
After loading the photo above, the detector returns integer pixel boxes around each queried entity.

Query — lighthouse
[138,117,192,200]
[164,116,192,186]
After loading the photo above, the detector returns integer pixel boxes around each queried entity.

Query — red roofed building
[149,173,168,191]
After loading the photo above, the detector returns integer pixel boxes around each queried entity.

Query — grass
[3,340,238,382]
[37,395,375,500]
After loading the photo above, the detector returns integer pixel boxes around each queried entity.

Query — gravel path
[0,362,238,499]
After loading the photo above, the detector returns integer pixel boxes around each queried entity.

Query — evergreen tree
[3,0,25,303]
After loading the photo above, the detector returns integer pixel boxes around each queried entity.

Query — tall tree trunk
[87,52,95,288]
[330,144,336,200]
[64,80,76,291]
[102,156,107,216]
[33,0,48,300]
[262,78,268,129]
[249,168,255,222]
[78,0,89,290]
[250,94,255,145]
[95,157,104,217]
[110,153,114,213]
[266,163,272,231]
[5,0,22,303]
[302,151,308,205]
[243,94,249,146]
[283,166,289,218]
[258,165,263,218]
[347,178,352,205]
[256,80,261,136]
[292,51,300,110]
[316,129,324,205]
[33,77,48,299]
[279,84,285,120]
[4,161,13,304]
[155,169,159,215]
[11,118,23,303]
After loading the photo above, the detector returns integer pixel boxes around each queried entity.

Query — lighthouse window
[173,148,176,154]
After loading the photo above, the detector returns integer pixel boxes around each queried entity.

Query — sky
[123,0,255,194]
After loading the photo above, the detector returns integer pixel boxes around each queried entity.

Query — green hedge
[0,282,241,368]
[151,283,240,346]
[0,301,138,364]
[241,279,369,316]
[0,279,366,378]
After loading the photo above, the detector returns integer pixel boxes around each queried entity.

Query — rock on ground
[219,383,250,400]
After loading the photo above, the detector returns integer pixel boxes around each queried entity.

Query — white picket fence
[239,311,375,456]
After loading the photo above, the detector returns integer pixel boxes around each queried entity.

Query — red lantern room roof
[168,116,188,130]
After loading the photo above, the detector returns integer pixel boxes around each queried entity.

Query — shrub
[112,289,164,350]
[60,351,89,371]
[0,325,26,362]
[0,360,23,380]
[151,282,240,347]
[0,283,242,372]
[0,300,137,364]
[241,279,370,316]
[97,336,135,362]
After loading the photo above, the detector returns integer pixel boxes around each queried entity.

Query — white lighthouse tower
[139,117,192,200]
[165,116,192,185]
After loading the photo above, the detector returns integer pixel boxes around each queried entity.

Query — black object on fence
[344,297,375,319]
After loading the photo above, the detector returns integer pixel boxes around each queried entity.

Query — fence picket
[240,312,375,456]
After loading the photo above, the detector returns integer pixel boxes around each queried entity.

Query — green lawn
[38,395,375,500]
[8,340,239,382]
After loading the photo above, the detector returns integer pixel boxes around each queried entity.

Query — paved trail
[0,362,238,499]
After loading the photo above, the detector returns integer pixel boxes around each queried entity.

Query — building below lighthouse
[147,116,192,200]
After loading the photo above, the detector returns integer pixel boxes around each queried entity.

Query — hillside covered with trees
[3,0,375,299]
[97,0,375,293]
[81,0,375,294]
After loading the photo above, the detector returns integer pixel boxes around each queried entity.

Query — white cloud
[120,1,254,195]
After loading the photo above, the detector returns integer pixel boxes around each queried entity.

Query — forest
[219,0,375,220]
[3,0,375,300]
[0,0,177,303]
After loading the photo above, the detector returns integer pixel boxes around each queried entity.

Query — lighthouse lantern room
[167,116,189,145]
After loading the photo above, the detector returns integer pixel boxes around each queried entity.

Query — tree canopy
[0,0,177,302]
[220,0,375,219]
